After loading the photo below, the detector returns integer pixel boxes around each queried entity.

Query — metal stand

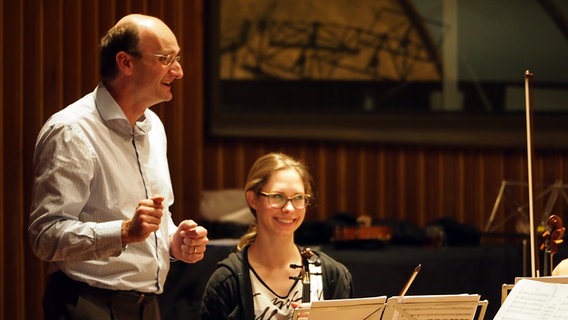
[485,180,568,233]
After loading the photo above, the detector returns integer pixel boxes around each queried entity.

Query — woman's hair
[99,22,141,81]
[237,152,314,251]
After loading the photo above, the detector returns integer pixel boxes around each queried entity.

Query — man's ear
[116,51,135,75]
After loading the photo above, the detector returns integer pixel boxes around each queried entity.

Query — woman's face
[248,168,307,239]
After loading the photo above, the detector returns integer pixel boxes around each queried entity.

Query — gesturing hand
[121,195,165,245]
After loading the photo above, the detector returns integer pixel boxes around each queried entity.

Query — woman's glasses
[259,192,310,209]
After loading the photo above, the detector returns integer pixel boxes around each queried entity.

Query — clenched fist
[170,219,209,264]
[121,195,165,245]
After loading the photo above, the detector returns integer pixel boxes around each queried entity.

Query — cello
[525,71,565,276]
[540,214,565,276]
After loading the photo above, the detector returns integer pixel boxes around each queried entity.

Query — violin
[290,247,320,303]
[540,214,565,276]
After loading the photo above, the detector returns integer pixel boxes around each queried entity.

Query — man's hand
[170,220,209,263]
[121,196,164,245]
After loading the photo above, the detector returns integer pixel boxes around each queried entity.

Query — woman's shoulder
[205,249,251,293]
[311,249,336,262]
[312,249,349,272]
[217,249,244,267]
[212,248,249,276]
[311,248,354,298]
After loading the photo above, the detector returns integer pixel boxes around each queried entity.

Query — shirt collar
[94,82,152,136]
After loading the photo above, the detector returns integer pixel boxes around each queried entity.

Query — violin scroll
[289,247,320,303]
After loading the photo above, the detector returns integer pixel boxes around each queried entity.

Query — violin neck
[300,247,313,303]
[302,281,311,303]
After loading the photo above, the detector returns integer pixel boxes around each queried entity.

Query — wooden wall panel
[1,0,205,318]
[22,1,47,319]
[200,139,568,240]
[0,0,4,316]
[3,0,26,319]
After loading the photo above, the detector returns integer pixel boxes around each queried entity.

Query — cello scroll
[540,214,565,276]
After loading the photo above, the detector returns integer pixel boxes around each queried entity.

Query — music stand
[292,296,387,320]
[484,179,568,233]
[381,294,487,320]
[495,278,568,320]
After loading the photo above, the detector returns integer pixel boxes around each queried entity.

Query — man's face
[131,27,184,107]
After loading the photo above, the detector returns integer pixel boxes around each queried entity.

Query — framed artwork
[205,0,568,148]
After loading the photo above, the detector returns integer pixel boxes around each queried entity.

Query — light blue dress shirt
[29,83,177,293]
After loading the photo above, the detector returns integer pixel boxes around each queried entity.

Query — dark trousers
[43,271,161,320]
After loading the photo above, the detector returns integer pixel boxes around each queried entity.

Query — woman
[200,152,353,319]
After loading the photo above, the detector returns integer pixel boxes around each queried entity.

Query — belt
[48,271,157,305]
[83,285,156,305]
[112,290,156,304]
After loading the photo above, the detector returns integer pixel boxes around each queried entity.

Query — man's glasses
[259,192,310,210]
[152,53,181,66]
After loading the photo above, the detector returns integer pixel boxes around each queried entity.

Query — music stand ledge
[293,294,488,320]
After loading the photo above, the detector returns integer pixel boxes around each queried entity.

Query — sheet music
[310,296,386,308]
[514,275,568,284]
[293,296,387,320]
[384,294,481,320]
[494,279,568,320]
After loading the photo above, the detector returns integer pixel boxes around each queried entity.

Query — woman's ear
[245,190,257,210]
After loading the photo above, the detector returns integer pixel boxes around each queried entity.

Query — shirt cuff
[94,220,125,257]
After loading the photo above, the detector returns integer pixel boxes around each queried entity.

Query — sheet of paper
[393,294,479,303]
[293,296,387,320]
[310,296,387,308]
[494,279,568,320]
[383,294,481,320]
[514,275,568,284]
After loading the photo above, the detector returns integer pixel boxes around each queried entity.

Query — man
[28,14,208,320]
